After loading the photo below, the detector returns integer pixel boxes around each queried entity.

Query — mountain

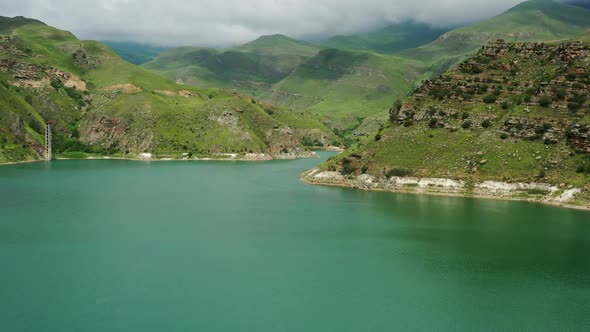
[564,0,590,9]
[0,16,337,163]
[101,41,168,65]
[145,35,434,137]
[401,0,590,63]
[142,0,590,140]
[261,48,429,135]
[144,35,320,95]
[317,21,451,53]
[305,36,590,207]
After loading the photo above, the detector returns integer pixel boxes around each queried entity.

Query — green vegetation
[320,36,590,193]
[141,0,590,140]
[143,34,320,94]
[4,0,590,165]
[317,21,450,53]
[102,41,169,65]
[0,16,336,163]
[400,0,590,68]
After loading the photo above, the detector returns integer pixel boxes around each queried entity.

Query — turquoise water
[1,152,589,331]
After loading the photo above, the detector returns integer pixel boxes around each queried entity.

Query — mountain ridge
[0,17,337,163]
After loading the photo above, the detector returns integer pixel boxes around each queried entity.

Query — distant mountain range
[316,21,451,53]
[101,41,169,65]
[1,0,589,171]
[137,0,590,137]
[0,16,337,163]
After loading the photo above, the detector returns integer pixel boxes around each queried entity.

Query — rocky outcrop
[399,39,590,151]
[303,169,589,210]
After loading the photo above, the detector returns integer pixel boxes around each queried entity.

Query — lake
[1,152,589,331]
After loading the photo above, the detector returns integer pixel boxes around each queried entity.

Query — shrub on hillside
[429,118,438,128]
[385,168,413,178]
[568,102,581,112]
[28,119,43,134]
[576,164,590,174]
[522,94,532,103]
[64,87,85,107]
[341,164,358,176]
[483,94,497,104]
[539,96,552,107]
[50,79,63,90]
[481,119,492,128]
[462,120,472,129]
[552,86,567,100]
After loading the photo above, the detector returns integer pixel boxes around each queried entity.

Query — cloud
[1,0,527,46]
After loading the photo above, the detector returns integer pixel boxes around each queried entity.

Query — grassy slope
[144,35,320,94]
[101,41,168,65]
[400,0,590,63]
[317,21,450,53]
[142,0,590,140]
[320,37,590,193]
[0,17,336,162]
[0,81,45,163]
[264,49,429,134]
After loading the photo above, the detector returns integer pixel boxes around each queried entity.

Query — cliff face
[313,38,590,208]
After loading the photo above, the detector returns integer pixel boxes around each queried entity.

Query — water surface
[1,153,589,331]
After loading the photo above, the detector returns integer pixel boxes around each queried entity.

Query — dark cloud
[1,0,527,46]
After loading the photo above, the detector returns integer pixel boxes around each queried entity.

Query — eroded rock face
[404,39,590,151]
[79,115,128,146]
[303,169,587,208]
[0,37,89,90]
[479,40,590,60]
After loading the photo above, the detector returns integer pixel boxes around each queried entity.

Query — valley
[1,0,589,209]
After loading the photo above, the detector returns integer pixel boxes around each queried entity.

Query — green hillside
[263,48,429,134]
[0,16,337,163]
[401,0,590,63]
[317,21,450,53]
[310,37,590,205]
[102,41,168,65]
[145,36,433,136]
[144,35,320,94]
[142,0,590,141]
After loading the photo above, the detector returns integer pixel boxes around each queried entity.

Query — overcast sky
[1,0,528,47]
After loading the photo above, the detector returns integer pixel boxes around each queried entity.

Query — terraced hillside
[307,38,590,207]
[0,17,337,163]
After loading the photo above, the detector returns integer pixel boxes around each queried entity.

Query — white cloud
[0,0,526,46]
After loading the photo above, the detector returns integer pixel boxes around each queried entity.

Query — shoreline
[301,169,590,212]
[0,151,323,166]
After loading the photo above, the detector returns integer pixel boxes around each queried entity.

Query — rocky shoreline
[302,168,590,211]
